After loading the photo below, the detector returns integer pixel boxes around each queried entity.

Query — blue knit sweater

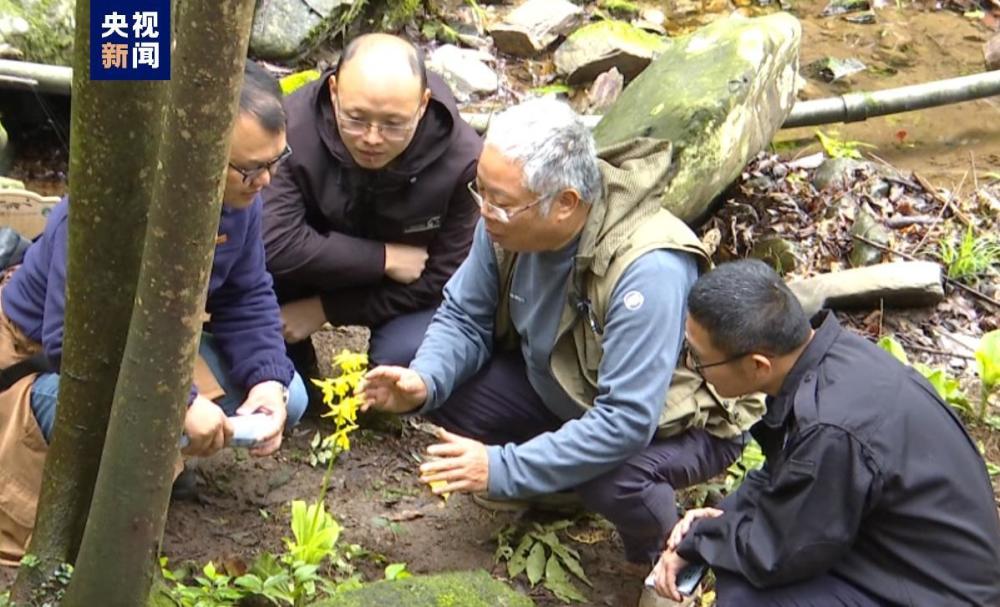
[1,196,294,393]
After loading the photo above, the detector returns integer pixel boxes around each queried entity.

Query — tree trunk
[60,1,257,605]
[10,1,165,600]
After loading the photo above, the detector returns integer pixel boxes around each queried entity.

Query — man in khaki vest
[360,98,762,602]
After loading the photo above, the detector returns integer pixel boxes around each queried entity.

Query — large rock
[0,0,75,65]
[788,261,944,316]
[489,0,582,57]
[310,570,535,607]
[554,20,670,85]
[428,44,498,102]
[249,0,355,62]
[592,13,801,224]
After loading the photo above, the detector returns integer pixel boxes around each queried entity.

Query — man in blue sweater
[359,99,762,597]
[0,62,307,564]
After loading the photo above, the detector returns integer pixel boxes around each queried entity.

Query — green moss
[309,570,535,607]
[0,0,75,65]
[565,19,668,54]
[381,0,423,31]
[280,69,322,96]
[598,0,640,16]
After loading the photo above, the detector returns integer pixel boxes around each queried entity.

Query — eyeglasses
[334,98,420,142]
[229,145,292,185]
[466,181,546,224]
[684,338,750,374]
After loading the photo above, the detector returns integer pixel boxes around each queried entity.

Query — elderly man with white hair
[360,97,761,603]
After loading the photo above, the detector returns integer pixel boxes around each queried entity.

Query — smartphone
[676,562,708,595]
[643,562,708,596]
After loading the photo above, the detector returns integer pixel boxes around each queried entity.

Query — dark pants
[427,350,744,564]
[278,279,437,372]
[715,571,887,607]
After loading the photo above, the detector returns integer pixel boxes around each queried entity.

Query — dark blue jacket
[1,196,294,393]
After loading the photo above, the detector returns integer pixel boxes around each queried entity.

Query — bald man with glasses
[262,34,482,397]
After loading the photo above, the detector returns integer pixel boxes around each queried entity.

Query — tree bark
[60,1,257,605]
[10,1,165,600]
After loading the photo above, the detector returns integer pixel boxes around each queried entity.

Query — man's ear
[418,88,431,118]
[328,75,338,100]
[552,189,582,220]
[750,353,773,377]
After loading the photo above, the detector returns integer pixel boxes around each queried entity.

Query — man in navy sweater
[0,62,307,565]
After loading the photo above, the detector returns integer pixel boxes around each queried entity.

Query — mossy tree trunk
[10,1,165,601]
[59,1,257,605]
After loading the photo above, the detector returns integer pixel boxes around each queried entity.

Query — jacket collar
[762,310,841,428]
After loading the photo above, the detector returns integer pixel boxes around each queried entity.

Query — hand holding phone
[644,561,708,596]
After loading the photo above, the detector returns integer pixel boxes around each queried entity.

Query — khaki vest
[494,209,764,440]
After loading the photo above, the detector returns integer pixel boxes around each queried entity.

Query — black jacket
[261,69,482,327]
[678,312,1000,606]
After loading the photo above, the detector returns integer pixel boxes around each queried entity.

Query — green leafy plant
[877,336,973,417]
[937,226,1000,284]
[724,439,765,492]
[384,562,412,581]
[815,130,876,160]
[286,500,342,566]
[975,330,1000,421]
[495,521,592,603]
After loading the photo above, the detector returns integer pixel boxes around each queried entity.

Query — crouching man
[0,62,308,566]
[360,98,764,603]
[653,259,1000,606]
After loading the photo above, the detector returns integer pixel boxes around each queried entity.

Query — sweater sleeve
[485,250,698,497]
[262,161,386,288]
[318,160,479,327]
[408,221,497,410]
[206,201,294,390]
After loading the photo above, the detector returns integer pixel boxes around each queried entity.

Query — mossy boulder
[0,0,75,65]
[593,13,801,225]
[309,570,535,607]
[554,20,670,84]
[249,0,356,62]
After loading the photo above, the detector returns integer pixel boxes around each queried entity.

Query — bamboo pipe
[3,59,1000,130]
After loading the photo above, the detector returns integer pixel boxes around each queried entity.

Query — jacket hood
[313,68,467,178]
[577,137,678,278]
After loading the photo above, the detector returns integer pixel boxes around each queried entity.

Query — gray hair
[484,97,602,214]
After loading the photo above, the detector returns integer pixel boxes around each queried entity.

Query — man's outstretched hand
[357,365,428,414]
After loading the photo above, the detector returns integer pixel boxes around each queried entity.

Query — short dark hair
[688,259,811,357]
[239,61,285,134]
[335,35,427,91]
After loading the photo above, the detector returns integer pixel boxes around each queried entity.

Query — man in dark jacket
[262,34,481,379]
[651,259,1000,606]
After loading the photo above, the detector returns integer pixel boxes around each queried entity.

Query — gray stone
[249,0,354,62]
[593,13,801,224]
[554,20,670,85]
[586,67,625,113]
[489,0,583,57]
[751,236,801,273]
[811,157,867,190]
[788,261,944,316]
[848,208,890,267]
[428,44,498,102]
[0,0,75,65]
[985,31,1000,71]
